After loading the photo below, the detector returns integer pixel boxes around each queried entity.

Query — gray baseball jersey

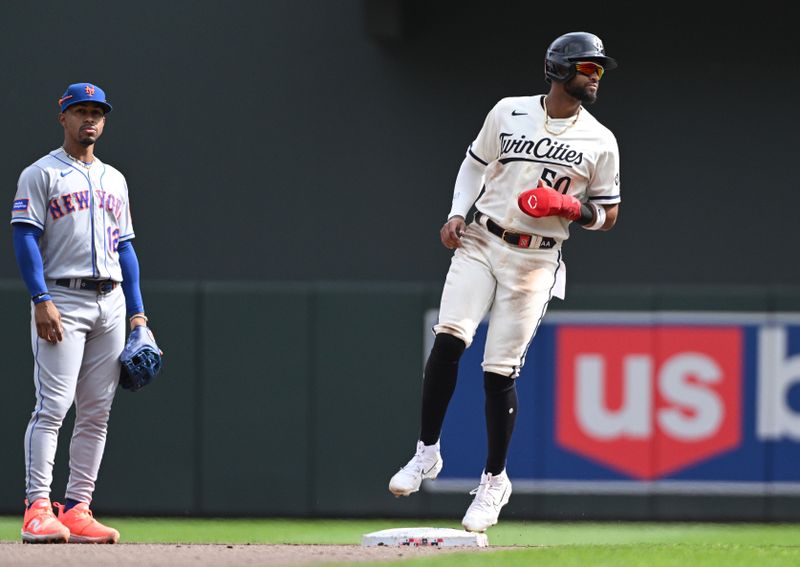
[11,146,134,280]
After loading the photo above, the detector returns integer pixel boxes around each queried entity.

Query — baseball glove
[119,325,163,392]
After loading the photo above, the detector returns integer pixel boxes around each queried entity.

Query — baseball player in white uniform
[389,32,621,532]
[11,83,151,543]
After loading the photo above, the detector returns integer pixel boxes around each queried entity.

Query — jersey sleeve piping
[589,194,621,204]
[467,146,489,166]
[11,217,45,229]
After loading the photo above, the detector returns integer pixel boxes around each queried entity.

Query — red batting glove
[518,180,582,221]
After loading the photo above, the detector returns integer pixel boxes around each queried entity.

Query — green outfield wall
[2,280,800,521]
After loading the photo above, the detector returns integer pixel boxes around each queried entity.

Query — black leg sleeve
[418,333,466,445]
[484,371,518,475]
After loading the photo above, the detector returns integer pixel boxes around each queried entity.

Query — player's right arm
[34,301,63,344]
[12,224,63,343]
[12,165,63,343]
[441,157,484,249]
[441,102,499,249]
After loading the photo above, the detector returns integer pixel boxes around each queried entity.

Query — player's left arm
[595,203,618,231]
[118,239,147,330]
[583,140,621,231]
[518,180,619,231]
[519,134,620,229]
[116,176,149,331]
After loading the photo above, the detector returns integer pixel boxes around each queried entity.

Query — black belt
[474,212,557,250]
[55,278,119,294]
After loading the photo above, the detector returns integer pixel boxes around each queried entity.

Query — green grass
[3,518,800,566]
[340,544,800,567]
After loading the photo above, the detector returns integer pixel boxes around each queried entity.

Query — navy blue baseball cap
[58,83,112,114]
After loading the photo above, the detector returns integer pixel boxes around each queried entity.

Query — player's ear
[57,112,66,126]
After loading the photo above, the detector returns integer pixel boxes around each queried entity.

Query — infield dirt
[0,542,508,567]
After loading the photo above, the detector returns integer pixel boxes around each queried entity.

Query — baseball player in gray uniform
[389,32,621,532]
[11,82,152,543]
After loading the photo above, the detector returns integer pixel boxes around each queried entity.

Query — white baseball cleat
[461,469,512,532]
[388,440,443,496]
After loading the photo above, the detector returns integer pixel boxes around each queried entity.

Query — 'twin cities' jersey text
[499,134,584,165]
[10,147,135,282]
[466,95,620,242]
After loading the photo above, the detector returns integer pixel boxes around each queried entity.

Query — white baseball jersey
[464,94,620,241]
[11,147,134,281]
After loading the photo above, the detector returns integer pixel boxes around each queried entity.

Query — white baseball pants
[434,218,565,378]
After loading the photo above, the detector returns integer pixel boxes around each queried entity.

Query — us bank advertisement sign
[424,311,800,495]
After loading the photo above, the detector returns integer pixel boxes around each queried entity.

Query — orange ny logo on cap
[84,85,95,96]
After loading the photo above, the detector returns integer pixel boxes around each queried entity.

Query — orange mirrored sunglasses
[575,61,604,78]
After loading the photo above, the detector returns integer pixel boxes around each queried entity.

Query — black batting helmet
[544,31,617,83]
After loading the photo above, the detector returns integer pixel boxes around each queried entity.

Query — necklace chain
[542,97,581,136]
[61,147,93,168]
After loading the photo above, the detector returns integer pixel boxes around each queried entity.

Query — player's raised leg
[389,440,443,497]
[389,235,493,497]
[388,333,461,496]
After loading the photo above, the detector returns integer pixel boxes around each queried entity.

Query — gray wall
[3,280,800,521]
[0,1,796,287]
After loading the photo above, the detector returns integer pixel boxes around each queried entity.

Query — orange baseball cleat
[21,498,70,544]
[54,502,120,544]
